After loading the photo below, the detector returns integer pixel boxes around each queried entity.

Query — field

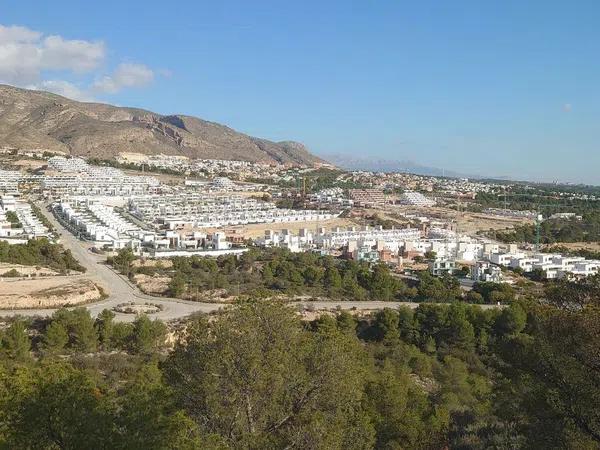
[545,242,600,252]
[457,212,532,235]
[213,217,360,239]
[0,275,102,309]
[367,204,532,237]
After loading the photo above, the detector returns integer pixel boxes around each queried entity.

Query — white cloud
[41,35,105,73]
[0,24,161,101]
[0,25,105,85]
[32,80,95,102]
[93,63,154,94]
[0,25,41,44]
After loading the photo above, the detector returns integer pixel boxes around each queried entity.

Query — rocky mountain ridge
[0,84,323,165]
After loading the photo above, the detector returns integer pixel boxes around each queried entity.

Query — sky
[1,1,600,184]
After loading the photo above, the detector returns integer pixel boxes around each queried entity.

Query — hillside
[0,85,323,165]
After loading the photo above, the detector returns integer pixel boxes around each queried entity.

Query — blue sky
[2,1,600,184]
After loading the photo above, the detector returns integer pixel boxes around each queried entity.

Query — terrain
[0,84,323,165]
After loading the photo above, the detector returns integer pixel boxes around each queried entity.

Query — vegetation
[5,211,21,229]
[249,167,365,190]
[489,214,600,244]
[473,184,600,214]
[0,269,21,278]
[29,202,56,233]
[111,247,524,304]
[114,247,417,301]
[87,157,188,176]
[0,275,599,448]
[546,245,600,260]
[0,238,85,273]
[364,213,404,229]
[472,281,516,304]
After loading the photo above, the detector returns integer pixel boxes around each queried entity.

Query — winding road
[1,203,501,322]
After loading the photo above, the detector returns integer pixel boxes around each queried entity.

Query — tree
[369,264,397,301]
[43,321,69,354]
[373,308,400,344]
[0,362,209,449]
[1,320,31,361]
[465,290,484,304]
[418,272,460,302]
[443,303,476,352]
[424,250,437,261]
[495,302,600,447]
[0,363,115,448]
[262,263,274,287]
[52,308,98,352]
[458,265,471,277]
[324,266,343,297]
[397,306,418,343]
[529,268,546,282]
[494,303,527,337]
[336,311,357,334]
[365,366,442,449]
[130,315,167,355]
[112,247,136,277]
[95,309,116,350]
[414,304,448,349]
[303,265,323,287]
[473,282,515,304]
[111,322,134,351]
[114,364,212,449]
[162,301,375,449]
[168,273,187,297]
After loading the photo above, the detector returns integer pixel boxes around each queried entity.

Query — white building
[400,191,436,207]
[317,226,421,251]
[0,170,20,194]
[489,250,600,280]
[472,261,503,283]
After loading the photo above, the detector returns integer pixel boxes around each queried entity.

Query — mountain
[0,84,323,165]
[323,154,469,178]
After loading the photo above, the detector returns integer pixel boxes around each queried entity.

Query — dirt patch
[546,242,600,252]
[0,277,102,309]
[459,213,532,235]
[133,273,170,295]
[113,302,163,315]
[218,217,359,239]
[12,159,47,171]
[132,259,173,269]
[0,263,59,277]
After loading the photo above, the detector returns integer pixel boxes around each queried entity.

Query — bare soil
[0,276,102,309]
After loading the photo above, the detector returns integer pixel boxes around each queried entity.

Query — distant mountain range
[322,154,470,178]
[0,84,323,166]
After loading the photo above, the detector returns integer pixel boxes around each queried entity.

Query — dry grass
[0,276,101,309]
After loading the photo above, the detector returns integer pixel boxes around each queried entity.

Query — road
[4,204,221,322]
[0,204,501,322]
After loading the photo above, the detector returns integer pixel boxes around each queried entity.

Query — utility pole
[303,176,307,209]
[534,214,542,253]
[454,200,461,261]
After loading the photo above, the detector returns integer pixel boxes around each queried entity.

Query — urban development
[2,0,600,445]
[1,145,600,447]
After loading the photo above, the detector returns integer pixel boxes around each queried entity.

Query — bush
[1,269,21,278]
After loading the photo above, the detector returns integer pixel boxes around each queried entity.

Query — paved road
[0,204,501,322]
[3,204,221,322]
